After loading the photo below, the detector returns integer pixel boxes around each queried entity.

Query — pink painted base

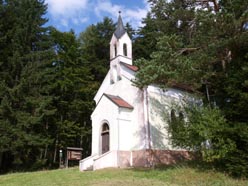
[118,150,193,168]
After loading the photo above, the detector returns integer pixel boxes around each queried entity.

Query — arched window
[101,123,109,154]
[102,123,109,132]
[179,112,184,121]
[171,109,176,122]
[123,43,127,56]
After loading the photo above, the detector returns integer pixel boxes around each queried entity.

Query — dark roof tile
[114,13,126,39]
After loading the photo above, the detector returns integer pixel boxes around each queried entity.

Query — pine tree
[0,0,54,170]
[49,29,94,161]
[133,13,158,60]
[78,17,116,83]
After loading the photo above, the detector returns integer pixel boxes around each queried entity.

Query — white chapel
[79,13,192,171]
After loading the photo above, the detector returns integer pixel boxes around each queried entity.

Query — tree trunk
[53,134,58,163]
[40,149,43,159]
[0,152,3,169]
[44,144,48,159]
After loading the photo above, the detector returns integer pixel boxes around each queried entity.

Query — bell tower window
[114,44,117,57]
[123,43,127,56]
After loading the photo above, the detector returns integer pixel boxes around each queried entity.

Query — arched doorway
[101,123,110,154]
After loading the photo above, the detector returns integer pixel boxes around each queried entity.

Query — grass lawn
[0,165,247,186]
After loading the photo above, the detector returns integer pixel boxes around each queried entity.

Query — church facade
[79,14,192,171]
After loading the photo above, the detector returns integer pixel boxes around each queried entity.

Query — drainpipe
[143,87,152,166]
[117,109,120,168]
[145,88,152,150]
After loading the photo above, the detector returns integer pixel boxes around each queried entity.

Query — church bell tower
[109,12,132,83]
[110,11,132,63]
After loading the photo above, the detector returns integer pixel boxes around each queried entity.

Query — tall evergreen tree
[0,0,54,170]
[78,17,116,83]
[133,12,158,60]
[49,29,94,161]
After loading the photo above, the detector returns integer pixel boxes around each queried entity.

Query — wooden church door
[101,123,109,154]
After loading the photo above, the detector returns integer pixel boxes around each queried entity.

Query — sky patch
[45,0,150,34]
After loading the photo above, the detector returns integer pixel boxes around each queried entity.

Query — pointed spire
[114,11,126,39]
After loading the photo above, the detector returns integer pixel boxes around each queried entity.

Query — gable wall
[105,76,147,151]
[106,76,145,150]
[92,74,149,156]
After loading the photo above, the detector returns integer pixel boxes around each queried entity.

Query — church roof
[170,82,195,93]
[120,62,139,72]
[104,94,133,109]
[114,12,126,39]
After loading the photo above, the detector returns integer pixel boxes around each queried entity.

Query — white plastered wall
[147,86,191,150]
[105,75,147,151]
[117,109,133,151]
[91,96,119,156]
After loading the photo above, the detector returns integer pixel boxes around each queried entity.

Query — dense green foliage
[134,0,248,177]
